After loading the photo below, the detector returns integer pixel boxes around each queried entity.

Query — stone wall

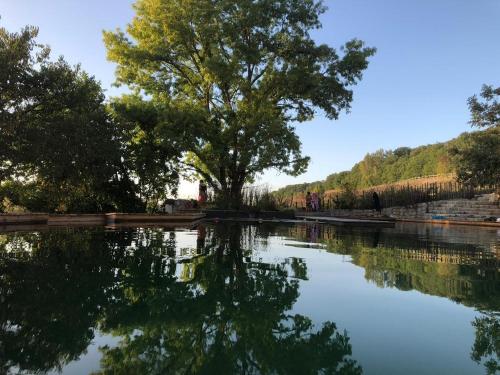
[304,194,500,223]
[383,194,500,222]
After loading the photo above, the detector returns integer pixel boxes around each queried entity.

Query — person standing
[305,192,312,212]
[198,180,208,205]
[311,192,319,211]
[372,191,381,213]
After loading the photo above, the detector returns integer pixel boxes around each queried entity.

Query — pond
[0,222,498,375]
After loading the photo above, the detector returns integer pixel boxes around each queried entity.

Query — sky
[1,0,499,198]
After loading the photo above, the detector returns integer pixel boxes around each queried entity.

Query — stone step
[428,207,500,212]
[427,208,500,214]
[423,215,493,222]
[429,202,499,208]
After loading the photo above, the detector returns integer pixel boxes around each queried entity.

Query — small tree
[451,85,500,188]
[468,85,500,129]
[104,0,375,208]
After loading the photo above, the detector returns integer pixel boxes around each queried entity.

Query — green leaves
[451,127,500,187]
[0,24,138,212]
[110,95,185,209]
[104,0,375,207]
[452,85,500,187]
[468,85,500,128]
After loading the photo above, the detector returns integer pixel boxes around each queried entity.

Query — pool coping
[1,212,499,230]
[0,212,206,227]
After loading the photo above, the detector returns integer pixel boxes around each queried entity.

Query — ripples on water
[0,222,498,374]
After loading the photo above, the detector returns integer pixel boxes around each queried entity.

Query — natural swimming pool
[1,222,498,374]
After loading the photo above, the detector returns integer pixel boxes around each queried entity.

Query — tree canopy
[451,85,500,187]
[104,0,375,207]
[468,85,500,128]
[0,25,143,212]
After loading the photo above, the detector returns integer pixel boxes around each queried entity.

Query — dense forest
[274,135,461,196]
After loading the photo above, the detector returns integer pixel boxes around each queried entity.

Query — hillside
[274,134,462,197]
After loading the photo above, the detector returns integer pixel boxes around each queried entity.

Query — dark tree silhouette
[470,313,500,375]
[0,224,361,374]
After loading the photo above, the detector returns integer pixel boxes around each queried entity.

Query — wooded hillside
[274,134,461,196]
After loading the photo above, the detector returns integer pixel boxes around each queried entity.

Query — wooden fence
[277,182,498,210]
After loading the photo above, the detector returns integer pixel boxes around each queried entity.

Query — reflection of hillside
[287,223,499,260]
[286,223,500,311]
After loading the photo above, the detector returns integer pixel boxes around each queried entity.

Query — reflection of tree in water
[286,223,500,374]
[471,313,500,375]
[96,223,361,374]
[0,224,361,374]
[286,224,500,311]
[0,230,115,374]
[0,228,177,374]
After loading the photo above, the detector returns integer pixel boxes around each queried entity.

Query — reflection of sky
[265,236,486,375]
[8,224,496,374]
[48,333,119,375]
[173,229,199,250]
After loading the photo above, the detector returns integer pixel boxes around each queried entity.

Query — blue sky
[1,0,499,197]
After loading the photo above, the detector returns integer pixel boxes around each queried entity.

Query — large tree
[0,25,142,212]
[104,0,375,208]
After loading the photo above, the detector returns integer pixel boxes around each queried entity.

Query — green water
[0,222,498,374]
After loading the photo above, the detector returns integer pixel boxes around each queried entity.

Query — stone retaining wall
[304,194,500,223]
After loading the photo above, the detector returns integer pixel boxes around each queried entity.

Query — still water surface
[0,222,498,374]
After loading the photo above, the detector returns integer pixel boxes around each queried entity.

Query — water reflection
[285,223,499,311]
[284,222,500,374]
[0,225,361,374]
[471,313,500,375]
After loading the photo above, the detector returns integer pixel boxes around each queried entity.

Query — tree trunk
[215,180,244,209]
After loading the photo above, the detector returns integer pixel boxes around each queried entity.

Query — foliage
[468,85,500,128]
[275,141,455,198]
[1,197,27,213]
[0,24,142,212]
[110,95,183,211]
[450,127,500,187]
[470,313,500,375]
[451,85,500,187]
[0,230,116,373]
[104,0,375,208]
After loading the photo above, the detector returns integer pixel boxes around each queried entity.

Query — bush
[242,186,278,211]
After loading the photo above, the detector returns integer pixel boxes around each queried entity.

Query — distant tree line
[274,142,455,196]
[275,85,500,199]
